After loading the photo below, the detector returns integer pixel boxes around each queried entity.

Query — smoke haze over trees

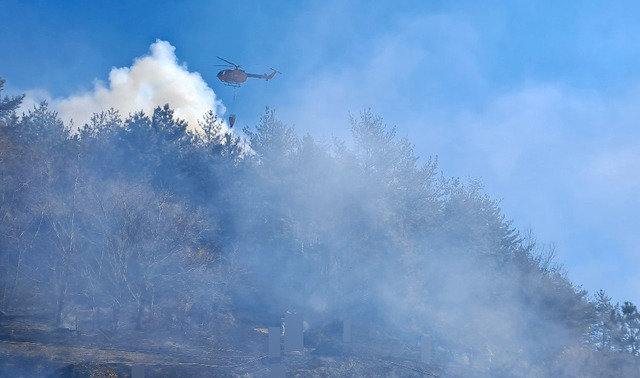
[1,77,640,376]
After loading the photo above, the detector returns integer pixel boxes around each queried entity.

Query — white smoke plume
[31,40,225,131]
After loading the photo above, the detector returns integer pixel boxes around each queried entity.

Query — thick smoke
[3,81,640,375]
[29,40,225,132]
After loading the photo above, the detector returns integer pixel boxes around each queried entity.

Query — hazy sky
[2,0,639,305]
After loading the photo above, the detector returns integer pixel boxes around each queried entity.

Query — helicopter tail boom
[246,69,280,81]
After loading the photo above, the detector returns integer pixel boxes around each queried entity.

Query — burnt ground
[0,311,452,377]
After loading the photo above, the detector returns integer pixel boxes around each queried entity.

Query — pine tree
[0,78,24,128]
[620,301,640,355]
[589,290,620,352]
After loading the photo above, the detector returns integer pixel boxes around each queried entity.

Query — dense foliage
[1,78,639,375]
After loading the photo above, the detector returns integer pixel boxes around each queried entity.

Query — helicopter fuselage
[217,69,248,85]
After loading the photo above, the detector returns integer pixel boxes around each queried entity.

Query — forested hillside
[1,78,639,376]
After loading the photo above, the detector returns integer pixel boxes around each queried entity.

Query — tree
[0,81,30,311]
[620,301,640,355]
[350,109,397,179]
[79,108,123,140]
[151,104,189,144]
[0,100,79,318]
[196,110,225,146]
[0,79,25,289]
[10,101,71,148]
[243,107,299,167]
[589,290,621,352]
[0,78,24,128]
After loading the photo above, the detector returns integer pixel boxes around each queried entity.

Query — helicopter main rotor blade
[216,56,239,67]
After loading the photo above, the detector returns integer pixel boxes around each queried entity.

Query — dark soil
[0,312,448,377]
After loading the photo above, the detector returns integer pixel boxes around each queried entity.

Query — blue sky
[2,0,640,305]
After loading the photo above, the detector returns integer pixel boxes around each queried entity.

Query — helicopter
[216,56,280,87]
[215,56,280,128]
